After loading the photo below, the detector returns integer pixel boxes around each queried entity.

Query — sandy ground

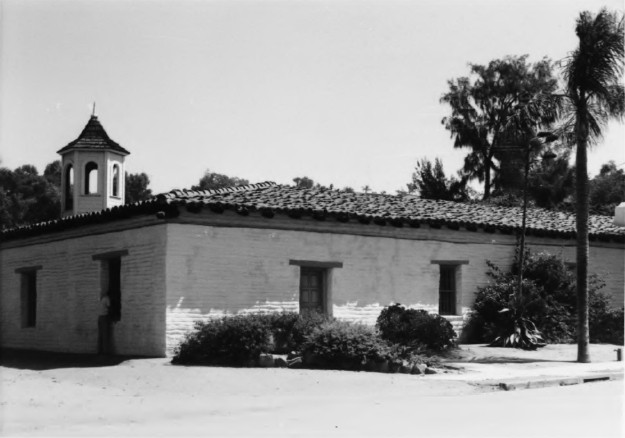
[0,344,622,437]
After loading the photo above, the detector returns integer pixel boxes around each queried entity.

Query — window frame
[290,260,342,316]
[431,260,468,316]
[93,250,128,322]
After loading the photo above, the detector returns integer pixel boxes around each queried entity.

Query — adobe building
[1,115,624,357]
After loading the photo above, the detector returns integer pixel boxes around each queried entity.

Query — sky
[1,0,624,195]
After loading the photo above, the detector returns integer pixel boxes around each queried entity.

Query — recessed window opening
[112,164,120,197]
[431,260,468,316]
[85,162,98,194]
[105,257,122,322]
[299,267,326,316]
[439,265,457,315]
[290,260,342,317]
[20,270,38,328]
[65,164,74,210]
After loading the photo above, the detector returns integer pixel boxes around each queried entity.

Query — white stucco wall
[2,211,622,357]
[164,216,624,352]
[0,223,167,356]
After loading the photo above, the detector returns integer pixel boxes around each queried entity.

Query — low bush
[270,311,334,353]
[172,314,274,366]
[376,304,456,351]
[300,320,393,370]
[172,311,332,365]
[591,306,624,345]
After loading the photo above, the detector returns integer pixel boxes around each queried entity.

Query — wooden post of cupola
[57,110,131,217]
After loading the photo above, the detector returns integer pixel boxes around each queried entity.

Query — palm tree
[559,9,624,363]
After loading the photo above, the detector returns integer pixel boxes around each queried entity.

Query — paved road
[1,358,622,437]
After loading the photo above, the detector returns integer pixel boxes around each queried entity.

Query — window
[85,162,98,194]
[290,260,342,316]
[93,250,128,322]
[438,265,457,315]
[16,266,41,328]
[106,257,122,321]
[111,164,120,197]
[300,267,325,315]
[64,164,74,210]
[431,260,468,316]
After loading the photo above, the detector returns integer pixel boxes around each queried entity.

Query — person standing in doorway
[98,292,112,355]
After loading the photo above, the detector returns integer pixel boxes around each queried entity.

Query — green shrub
[172,311,331,365]
[301,320,393,370]
[172,314,274,366]
[376,304,457,351]
[469,251,621,345]
[591,306,624,345]
[272,311,334,353]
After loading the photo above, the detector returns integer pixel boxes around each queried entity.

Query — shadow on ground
[462,357,577,364]
[0,348,146,370]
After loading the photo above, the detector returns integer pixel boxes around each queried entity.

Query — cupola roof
[57,115,130,155]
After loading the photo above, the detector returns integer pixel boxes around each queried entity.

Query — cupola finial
[91,102,96,117]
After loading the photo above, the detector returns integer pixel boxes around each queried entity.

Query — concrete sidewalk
[434,343,624,390]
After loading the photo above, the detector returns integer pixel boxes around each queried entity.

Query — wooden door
[300,268,325,315]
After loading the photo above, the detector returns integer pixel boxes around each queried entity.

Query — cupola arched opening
[112,164,120,197]
[85,162,98,194]
[64,164,74,211]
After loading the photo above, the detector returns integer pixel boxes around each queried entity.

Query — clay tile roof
[160,183,625,239]
[57,116,130,155]
[2,182,624,242]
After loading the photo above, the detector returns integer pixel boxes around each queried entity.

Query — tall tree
[0,164,61,229]
[527,152,575,210]
[441,55,558,199]
[588,161,625,215]
[559,9,624,363]
[192,169,249,191]
[125,172,153,204]
[407,157,470,201]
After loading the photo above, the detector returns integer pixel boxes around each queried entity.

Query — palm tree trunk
[576,109,591,363]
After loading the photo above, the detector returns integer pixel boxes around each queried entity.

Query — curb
[480,372,623,391]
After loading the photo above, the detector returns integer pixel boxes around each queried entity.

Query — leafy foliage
[467,252,622,346]
[172,314,274,366]
[406,158,470,201]
[301,321,394,370]
[172,312,332,365]
[292,176,354,193]
[125,172,153,204]
[0,163,61,230]
[376,304,457,351]
[441,55,559,199]
[588,161,625,215]
[192,169,250,191]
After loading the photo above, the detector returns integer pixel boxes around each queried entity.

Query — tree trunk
[575,108,590,363]
[483,158,491,200]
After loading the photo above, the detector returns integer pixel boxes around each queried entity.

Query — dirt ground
[0,344,622,437]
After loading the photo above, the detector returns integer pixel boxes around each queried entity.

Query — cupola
[57,113,130,217]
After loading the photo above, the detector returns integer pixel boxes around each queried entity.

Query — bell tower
[57,112,130,217]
